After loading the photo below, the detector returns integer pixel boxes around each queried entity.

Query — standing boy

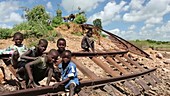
[53,50,79,96]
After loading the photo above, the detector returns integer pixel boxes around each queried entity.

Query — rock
[162,68,169,72]
[156,53,163,59]
[163,59,170,64]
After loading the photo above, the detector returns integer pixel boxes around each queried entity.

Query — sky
[0,0,170,41]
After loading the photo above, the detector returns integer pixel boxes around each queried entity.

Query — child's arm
[25,58,42,87]
[86,37,94,52]
[21,50,38,60]
[53,77,71,88]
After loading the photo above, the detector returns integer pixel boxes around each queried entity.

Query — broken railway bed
[0,24,161,96]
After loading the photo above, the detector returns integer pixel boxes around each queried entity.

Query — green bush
[0,28,12,39]
[73,14,87,24]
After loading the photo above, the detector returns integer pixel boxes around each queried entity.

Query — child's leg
[91,40,94,52]
[11,51,19,69]
[69,83,76,96]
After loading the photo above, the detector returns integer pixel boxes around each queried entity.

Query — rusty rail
[81,24,152,59]
[0,68,156,96]
[72,50,128,57]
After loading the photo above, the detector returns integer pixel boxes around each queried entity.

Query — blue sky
[0,0,170,41]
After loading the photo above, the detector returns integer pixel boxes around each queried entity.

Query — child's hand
[34,57,39,60]
[53,83,60,89]
[27,79,40,88]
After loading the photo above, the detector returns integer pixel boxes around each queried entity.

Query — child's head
[86,29,93,37]
[61,50,72,64]
[13,32,24,46]
[37,39,48,53]
[57,38,66,52]
[47,49,59,64]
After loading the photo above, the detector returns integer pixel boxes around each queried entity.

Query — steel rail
[81,24,152,59]
[0,68,156,96]
[72,51,128,57]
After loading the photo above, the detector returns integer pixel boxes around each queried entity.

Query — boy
[0,32,28,68]
[25,49,59,87]
[54,38,66,67]
[53,50,79,96]
[81,29,94,52]
[16,39,48,81]
[56,38,66,57]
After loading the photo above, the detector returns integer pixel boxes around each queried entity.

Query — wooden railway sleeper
[72,57,122,96]
[105,56,150,91]
[90,56,143,95]
[124,54,161,84]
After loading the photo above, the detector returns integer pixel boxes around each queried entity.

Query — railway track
[0,24,160,96]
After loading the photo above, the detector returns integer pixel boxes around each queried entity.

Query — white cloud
[109,20,170,41]
[109,28,142,40]
[46,2,52,9]
[4,12,23,23]
[109,28,120,35]
[129,0,145,10]
[0,24,12,29]
[123,0,170,24]
[61,0,105,12]
[88,1,127,25]
[0,1,24,24]
[155,20,170,33]
[141,24,154,30]
[128,25,136,30]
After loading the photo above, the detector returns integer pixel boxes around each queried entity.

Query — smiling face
[61,50,71,64]
[14,35,23,46]
[57,39,66,53]
[47,49,59,64]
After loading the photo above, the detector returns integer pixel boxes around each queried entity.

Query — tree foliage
[13,5,53,38]
[93,19,102,29]
[73,14,87,24]
[52,16,63,27]
[93,18,103,36]
[0,28,12,39]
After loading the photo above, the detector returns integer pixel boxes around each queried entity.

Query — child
[54,38,67,66]
[25,49,59,87]
[56,38,66,57]
[0,32,28,68]
[53,50,79,96]
[81,29,94,52]
[16,39,48,80]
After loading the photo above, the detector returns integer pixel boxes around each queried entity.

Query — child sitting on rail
[54,38,67,67]
[56,38,66,57]
[16,39,48,81]
[53,50,79,96]
[81,29,95,52]
[0,32,28,69]
[25,49,59,87]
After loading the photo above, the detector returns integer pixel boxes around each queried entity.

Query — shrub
[0,28,12,39]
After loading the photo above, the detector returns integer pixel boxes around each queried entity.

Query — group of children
[0,32,81,96]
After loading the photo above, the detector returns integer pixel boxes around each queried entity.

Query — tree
[73,13,87,24]
[51,9,63,27]
[93,19,102,29]
[21,5,53,37]
[93,19,102,36]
